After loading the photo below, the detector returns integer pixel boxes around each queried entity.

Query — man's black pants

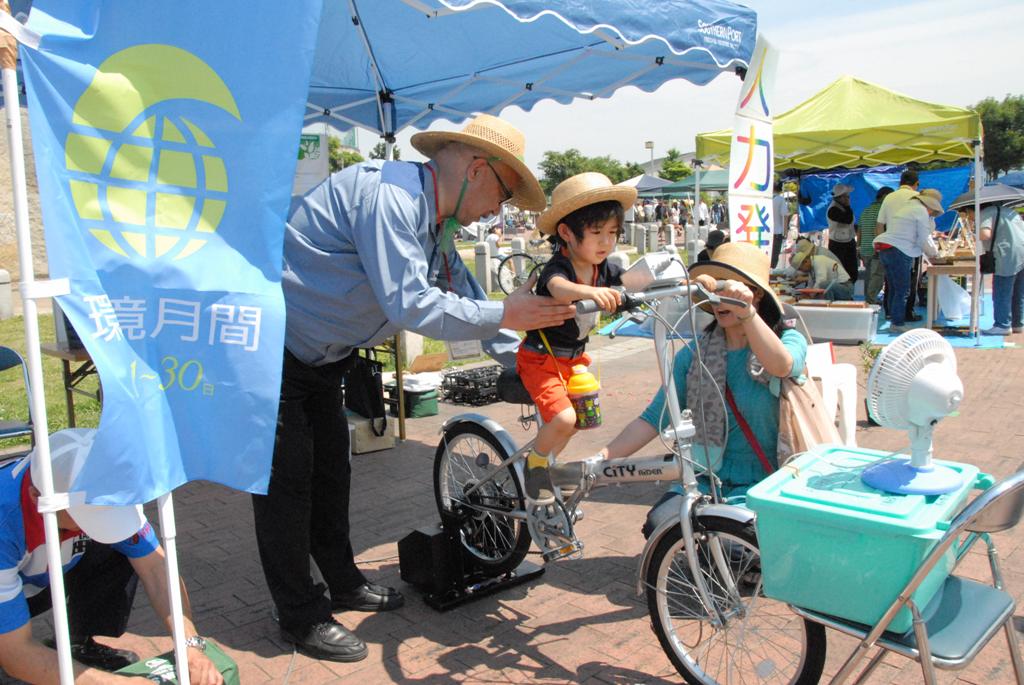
[251,350,366,635]
[770,233,783,268]
[27,541,139,639]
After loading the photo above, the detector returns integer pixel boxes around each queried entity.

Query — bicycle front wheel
[646,516,825,685]
[496,253,540,295]
[433,422,531,574]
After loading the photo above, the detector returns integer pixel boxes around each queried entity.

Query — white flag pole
[157,492,192,685]
[971,140,983,341]
[1,9,74,683]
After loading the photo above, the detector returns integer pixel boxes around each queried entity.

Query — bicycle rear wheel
[496,253,540,295]
[646,516,825,685]
[433,422,531,574]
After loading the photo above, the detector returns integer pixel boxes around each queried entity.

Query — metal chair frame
[0,345,34,445]
[793,469,1024,684]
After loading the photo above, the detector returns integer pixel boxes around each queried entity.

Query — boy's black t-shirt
[522,252,624,350]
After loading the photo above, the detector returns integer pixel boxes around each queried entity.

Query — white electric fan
[862,329,966,495]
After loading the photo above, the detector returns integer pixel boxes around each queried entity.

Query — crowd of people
[625,196,725,243]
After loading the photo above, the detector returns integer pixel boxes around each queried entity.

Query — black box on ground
[398,524,463,596]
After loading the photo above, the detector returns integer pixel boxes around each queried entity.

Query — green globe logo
[63,45,241,260]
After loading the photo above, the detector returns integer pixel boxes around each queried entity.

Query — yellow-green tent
[695,76,981,171]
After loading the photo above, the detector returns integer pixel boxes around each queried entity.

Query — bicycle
[495,238,552,295]
[433,250,826,684]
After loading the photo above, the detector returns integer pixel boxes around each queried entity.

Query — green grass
[0,314,102,451]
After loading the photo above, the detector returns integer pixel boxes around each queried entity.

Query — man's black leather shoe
[331,582,405,612]
[280,619,367,662]
[43,636,138,672]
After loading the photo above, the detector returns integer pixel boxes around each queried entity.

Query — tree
[659,147,693,183]
[369,140,401,160]
[538,148,587,194]
[328,136,364,172]
[972,94,1024,180]
[538,148,643,195]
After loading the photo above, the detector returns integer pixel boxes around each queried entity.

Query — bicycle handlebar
[574,280,748,315]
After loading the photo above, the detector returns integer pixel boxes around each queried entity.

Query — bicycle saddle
[497,367,534,404]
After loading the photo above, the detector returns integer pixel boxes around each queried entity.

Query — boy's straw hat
[688,241,782,321]
[410,114,546,211]
[536,172,637,235]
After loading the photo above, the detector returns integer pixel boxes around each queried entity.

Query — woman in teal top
[600,242,808,501]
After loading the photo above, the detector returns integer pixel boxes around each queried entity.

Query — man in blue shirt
[254,114,575,662]
[0,429,221,684]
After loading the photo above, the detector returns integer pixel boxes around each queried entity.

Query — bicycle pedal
[527,502,582,562]
[542,538,583,563]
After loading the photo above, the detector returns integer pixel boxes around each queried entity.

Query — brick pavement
[25,334,1024,684]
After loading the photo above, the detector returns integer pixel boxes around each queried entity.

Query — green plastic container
[746,445,981,633]
[385,382,439,418]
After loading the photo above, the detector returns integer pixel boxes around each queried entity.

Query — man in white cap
[0,429,222,684]
[256,113,575,662]
[827,183,858,282]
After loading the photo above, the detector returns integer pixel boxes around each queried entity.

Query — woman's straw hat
[915,188,944,213]
[792,242,814,268]
[688,241,782,322]
[410,114,546,211]
[536,172,637,235]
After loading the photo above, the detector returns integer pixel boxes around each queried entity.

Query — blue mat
[872,308,1011,349]
[599,310,1014,349]
[597,318,685,339]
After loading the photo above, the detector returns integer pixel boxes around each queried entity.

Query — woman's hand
[695,275,755,318]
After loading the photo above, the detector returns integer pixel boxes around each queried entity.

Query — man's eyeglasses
[474,156,514,205]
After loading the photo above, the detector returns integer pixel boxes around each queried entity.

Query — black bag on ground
[343,350,387,437]
[979,206,1001,275]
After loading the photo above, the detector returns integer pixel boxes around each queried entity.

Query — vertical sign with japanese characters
[21,0,322,504]
[727,34,778,255]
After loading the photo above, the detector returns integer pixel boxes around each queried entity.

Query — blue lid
[747,445,979,536]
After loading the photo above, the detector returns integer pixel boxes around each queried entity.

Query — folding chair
[792,469,1024,684]
[0,345,33,444]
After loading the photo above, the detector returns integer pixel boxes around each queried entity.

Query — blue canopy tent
[996,171,1024,189]
[797,164,973,233]
[304,0,757,149]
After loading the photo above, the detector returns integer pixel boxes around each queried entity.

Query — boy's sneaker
[888,324,910,334]
[1013,326,1023,334]
[982,326,1011,336]
[524,464,554,505]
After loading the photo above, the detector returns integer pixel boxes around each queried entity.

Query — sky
[334,0,1024,176]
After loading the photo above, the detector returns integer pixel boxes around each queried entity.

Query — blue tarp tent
[304,0,757,139]
[996,171,1024,189]
[797,165,973,233]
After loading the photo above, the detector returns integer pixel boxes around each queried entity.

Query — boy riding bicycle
[515,172,637,505]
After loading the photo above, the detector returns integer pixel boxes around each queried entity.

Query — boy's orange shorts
[515,347,591,423]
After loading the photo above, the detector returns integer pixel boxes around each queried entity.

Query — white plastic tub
[794,304,880,344]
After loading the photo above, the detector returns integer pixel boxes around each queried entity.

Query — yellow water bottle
[566,365,601,429]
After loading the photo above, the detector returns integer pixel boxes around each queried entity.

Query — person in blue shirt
[598,242,808,518]
[0,429,221,684]
[255,114,576,663]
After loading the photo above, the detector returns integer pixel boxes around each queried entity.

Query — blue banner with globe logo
[19,2,322,504]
